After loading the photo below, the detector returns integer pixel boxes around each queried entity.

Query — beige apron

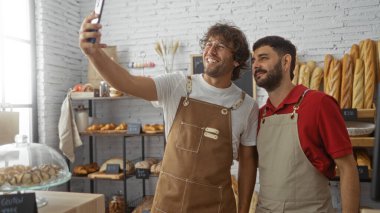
[152,76,245,213]
[256,90,334,213]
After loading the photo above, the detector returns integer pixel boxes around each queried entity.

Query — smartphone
[87,0,105,43]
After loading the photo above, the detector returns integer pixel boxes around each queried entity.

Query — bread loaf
[99,158,134,173]
[352,59,364,109]
[328,59,342,102]
[350,44,360,68]
[340,54,354,109]
[292,63,300,85]
[376,40,380,83]
[359,40,366,60]
[363,39,375,108]
[323,54,333,94]
[355,149,372,170]
[150,161,162,174]
[306,60,317,72]
[298,64,311,88]
[135,161,151,169]
[309,67,323,90]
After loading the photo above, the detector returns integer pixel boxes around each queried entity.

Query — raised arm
[79,12,158,101]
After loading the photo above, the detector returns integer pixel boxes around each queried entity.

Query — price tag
[341,108,357,121]
[127,123,141,135]
[106,164,120,174]
[357,166,369,179]
[135,168,150,179]
[0,193,37,213]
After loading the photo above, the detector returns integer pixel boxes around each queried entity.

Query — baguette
[310,67,323,90]
[298,64,311,88]
[306,60,317,72]
[376,40,380,83]
[352,59,364,109]
[292,63,300,85]
[359,40,366,60]
[340,54,354,109]
[323,54,333,94]
[350,44,360,68]
[363,39,375,109]
[328,59,342,102]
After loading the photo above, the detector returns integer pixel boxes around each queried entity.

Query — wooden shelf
[350,137,375,147]
[357,109,376,119]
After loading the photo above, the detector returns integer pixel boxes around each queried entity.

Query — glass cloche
[0,135,71,192]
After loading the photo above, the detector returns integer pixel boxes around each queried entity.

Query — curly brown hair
[200,23,250,81]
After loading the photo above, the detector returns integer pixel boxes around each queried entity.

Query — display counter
[37,191,105,213]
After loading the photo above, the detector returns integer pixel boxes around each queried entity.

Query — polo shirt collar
[263,85,308,113]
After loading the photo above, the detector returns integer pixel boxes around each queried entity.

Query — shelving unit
[68,95,165,212]
[343,108,376,182]
[348,109,376,148]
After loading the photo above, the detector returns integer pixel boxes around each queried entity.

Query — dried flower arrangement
[154,39,180,74]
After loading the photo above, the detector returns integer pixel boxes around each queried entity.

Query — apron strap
[290,89,310,119]
[261,89,310,123]
[183,76,192,106]
[229,91,245,110]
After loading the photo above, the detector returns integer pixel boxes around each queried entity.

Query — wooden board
[88,171,124,180]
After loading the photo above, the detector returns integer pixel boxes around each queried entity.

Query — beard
[204,61,230,78]
[254,61,283,92]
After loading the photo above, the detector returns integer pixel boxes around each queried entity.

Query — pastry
[0,164,61,187]
[328,59,342,102]
[109,87,124,97]
[73,166,88,176]
[352,59,364,109]
[340,54,354,109]
[309,67,323,90]
[323,54,333,94]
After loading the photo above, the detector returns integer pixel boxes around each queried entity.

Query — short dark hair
[200,23,250,81]
[252,36,297,80]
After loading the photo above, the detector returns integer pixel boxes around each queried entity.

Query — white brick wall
[35,0,380,208]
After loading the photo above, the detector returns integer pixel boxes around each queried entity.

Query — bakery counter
[37,191,105,213]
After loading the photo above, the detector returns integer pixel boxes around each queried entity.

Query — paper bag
[87,46,118,88]
[0,111,19,145]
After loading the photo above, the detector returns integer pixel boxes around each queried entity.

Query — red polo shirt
[258,85,353,179]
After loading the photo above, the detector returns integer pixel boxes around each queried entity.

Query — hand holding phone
[87,0,105,43]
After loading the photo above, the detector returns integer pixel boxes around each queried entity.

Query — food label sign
[0,193,37,213]
[341,108,357,121]
[135,168,150,179]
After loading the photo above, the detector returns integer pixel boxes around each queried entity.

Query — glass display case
[0,135,71,192]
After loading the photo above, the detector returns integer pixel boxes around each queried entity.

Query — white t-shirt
[153,72,259,159]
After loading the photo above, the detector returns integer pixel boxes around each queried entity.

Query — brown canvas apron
[152,76,245,213]
[256,90,335,213]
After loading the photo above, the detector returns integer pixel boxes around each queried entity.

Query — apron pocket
[183,181,222,213]
[175,121,204,153]
[154,173,186,213]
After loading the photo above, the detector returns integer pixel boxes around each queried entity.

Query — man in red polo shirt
[252,36,360,213]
